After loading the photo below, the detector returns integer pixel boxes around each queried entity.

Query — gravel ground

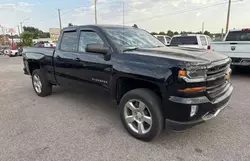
[0,56,249,161]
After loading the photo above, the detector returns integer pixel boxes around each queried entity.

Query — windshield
[170,36,198,45]
[225,30,250,41]
[104,27,164,51]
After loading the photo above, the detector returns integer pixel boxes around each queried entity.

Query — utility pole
[122,1,124,26]
[58,9,62,30]
[225,0,231,33]
[17,25,21,36]
[0,25,6,44]
[202,22,204,33]
[221,28,224,41]
[20,22,23,33]
[94,0,98,24]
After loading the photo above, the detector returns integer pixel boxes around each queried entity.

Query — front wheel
[119,88,163,141]
[32,69,52,97]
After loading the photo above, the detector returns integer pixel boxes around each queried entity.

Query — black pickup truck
[23,25,233,141]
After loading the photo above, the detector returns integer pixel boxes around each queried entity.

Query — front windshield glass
[104,27,165,51]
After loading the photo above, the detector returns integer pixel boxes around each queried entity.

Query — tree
[23,26,50,39]
[158,32,165,35]
[204,30,211,36]
[173,31,179,35]
[166,30,174,37]
[150,32,158,35]
[20,31,33,46]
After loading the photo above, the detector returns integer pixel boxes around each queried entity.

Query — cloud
[0,2,34,12]
[67,0,229,29]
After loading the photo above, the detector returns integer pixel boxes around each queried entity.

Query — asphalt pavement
[0,56,249,161]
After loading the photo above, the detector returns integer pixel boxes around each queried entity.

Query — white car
[169,34,212,50]
[3,47,19,57]
[210,28,250,67]
[155,35,171,45]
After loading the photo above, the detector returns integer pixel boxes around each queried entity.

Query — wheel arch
[114,77,163,104]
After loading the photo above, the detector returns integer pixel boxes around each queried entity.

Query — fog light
[190,105,198,117]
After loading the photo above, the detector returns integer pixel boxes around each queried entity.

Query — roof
[229,28,250,32]
[173,34,208,37]
[154,35,171,38]
[63,24,135,31]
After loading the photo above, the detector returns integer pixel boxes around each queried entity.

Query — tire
[32,69,52,97]
[119,88,163,141]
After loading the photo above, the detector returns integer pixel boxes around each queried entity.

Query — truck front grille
[206,58,231,101]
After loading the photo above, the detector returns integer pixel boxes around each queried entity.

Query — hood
[125,46,228,65]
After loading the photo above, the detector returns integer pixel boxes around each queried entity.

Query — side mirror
[86,43,110,54]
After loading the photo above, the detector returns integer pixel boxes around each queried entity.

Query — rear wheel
[119,88,163,141]
[32,69,52,97]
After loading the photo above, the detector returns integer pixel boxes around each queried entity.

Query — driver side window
[78,31,104,52]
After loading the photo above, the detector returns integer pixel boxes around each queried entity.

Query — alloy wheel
[124,99,152,134]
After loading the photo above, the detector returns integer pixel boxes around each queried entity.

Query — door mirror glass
[86,43,110,54]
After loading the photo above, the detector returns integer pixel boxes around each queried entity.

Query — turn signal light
[178,70,186,76]
[178,87,206,92]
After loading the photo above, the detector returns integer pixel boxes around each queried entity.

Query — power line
[61,4,93,15]
[60,0,123,16]
[125,0,242,24]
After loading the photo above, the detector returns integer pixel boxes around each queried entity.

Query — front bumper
[23,67,29,75]
[165,85,233,131]
[231,57,250,67]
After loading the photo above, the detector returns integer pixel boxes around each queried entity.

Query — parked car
[0,48,3,55]
[22,25,233,141]
[210,28,250,68]
[155,35,171,45]
[3,47,19,57]
[169,34,212,50]
[34,41,55,48]
[0,45,8,55]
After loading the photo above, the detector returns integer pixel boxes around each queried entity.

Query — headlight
[178,69,207,78]
[178,69,207,83]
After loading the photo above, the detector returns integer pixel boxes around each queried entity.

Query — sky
[0,0,249,34]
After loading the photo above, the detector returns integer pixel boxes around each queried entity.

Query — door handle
[56,55,61,59]
[75,57,80,62]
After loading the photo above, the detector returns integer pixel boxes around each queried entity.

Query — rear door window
[200,36,207,46]
[60,31,78,52]
[170,36,198,45]
[225,30,250,41]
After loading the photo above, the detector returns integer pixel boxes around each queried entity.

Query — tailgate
[211,41,250,58]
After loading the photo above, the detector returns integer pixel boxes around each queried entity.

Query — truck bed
[23,47,55,57]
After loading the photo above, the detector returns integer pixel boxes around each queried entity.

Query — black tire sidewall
[32,69,52,97]
[119,89,163,141]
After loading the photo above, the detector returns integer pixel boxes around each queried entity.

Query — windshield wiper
[123,47,138,52]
